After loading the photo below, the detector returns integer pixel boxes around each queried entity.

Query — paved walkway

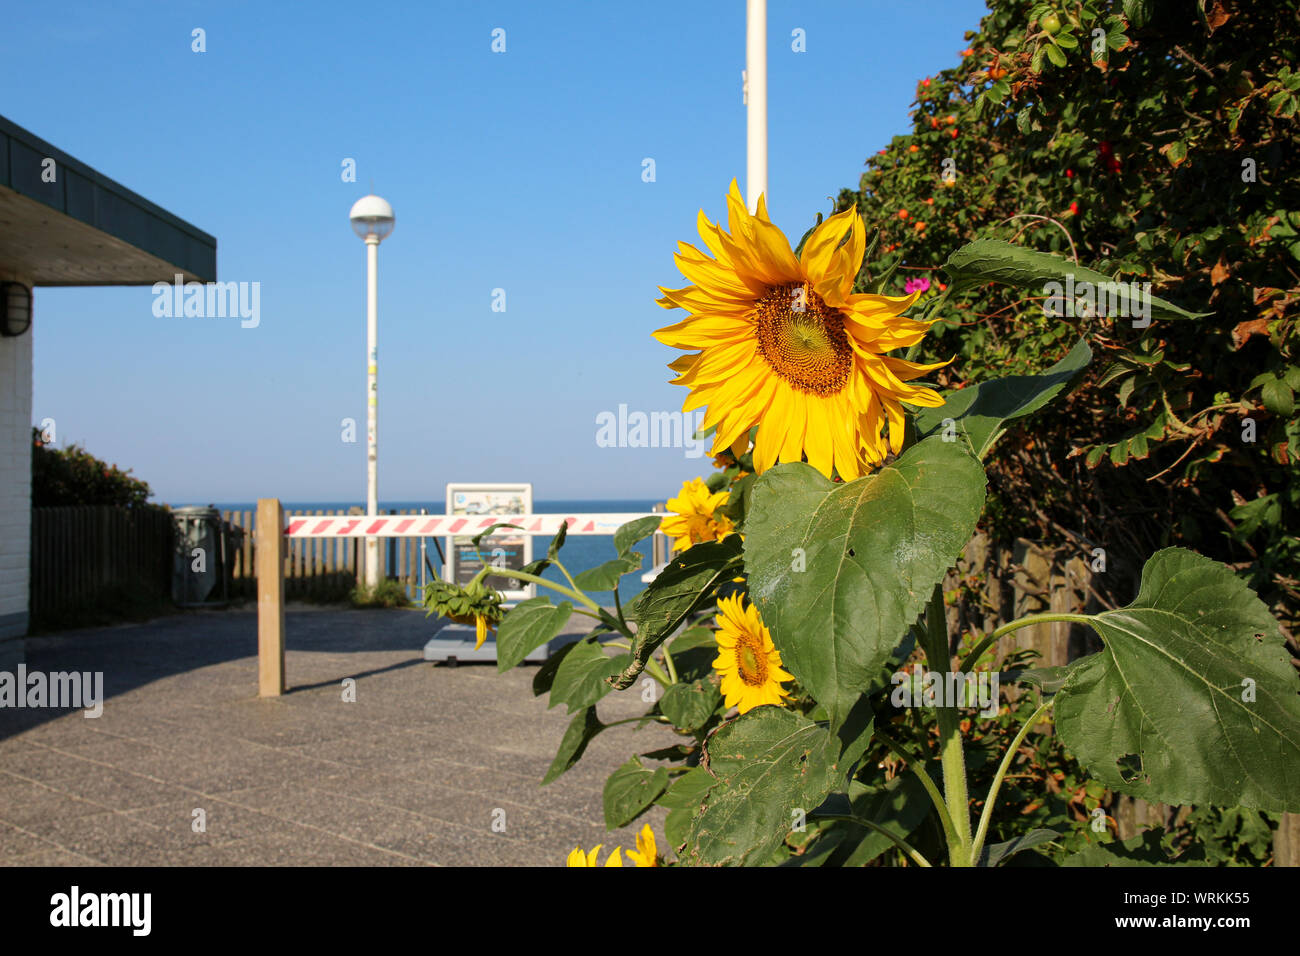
[0,608,671,866]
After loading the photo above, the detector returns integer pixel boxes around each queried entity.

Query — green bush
[31,427,156,509]
[349,579,412,608]
[833,0,1300,631]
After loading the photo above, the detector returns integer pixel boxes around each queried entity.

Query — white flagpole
[745,0,768,213]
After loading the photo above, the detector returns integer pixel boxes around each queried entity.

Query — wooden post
[1276,813,1300,866]
[256,498,285,697]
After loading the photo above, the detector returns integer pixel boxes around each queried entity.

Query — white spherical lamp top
[349,194,395,241]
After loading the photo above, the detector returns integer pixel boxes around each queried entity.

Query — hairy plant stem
[464,564,675,684]
[661,643,680,684]
[969,698,1054,866]
[471,564,603,618]
[920,584,973,866]
[958,612,1094,672]
[552,557,582,596]
[874,723,959,849]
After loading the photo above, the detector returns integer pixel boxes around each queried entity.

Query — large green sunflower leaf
[685,707,845,866]
[912,337,1092,459]
[495,597,573,672]
[548,638,631,714]
[943,239,1211,322]
[744,436,987,725]
[573,554,641,593]
[1054,548,1300,812]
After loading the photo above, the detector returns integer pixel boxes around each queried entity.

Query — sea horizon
[187,497,663,513]
[190,497,669,602]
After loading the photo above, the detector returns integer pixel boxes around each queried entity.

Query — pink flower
[903,277,932,295]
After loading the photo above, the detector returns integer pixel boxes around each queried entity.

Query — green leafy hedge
[31,427,156,509]
[833,0,1300,633]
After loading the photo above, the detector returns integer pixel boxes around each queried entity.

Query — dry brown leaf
[1210,256,1231,285]
[1232,317,1270,349]
[1206,2,1230,33]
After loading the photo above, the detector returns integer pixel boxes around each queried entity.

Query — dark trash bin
[172,505,241,606]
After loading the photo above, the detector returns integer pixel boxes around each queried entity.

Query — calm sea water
[205,499,662,603]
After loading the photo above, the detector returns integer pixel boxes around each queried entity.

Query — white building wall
[0,315,32,649]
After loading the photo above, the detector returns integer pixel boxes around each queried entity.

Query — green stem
[661,642,679,684]
[874,724,959,849]
[600,715,670,728]
[818,815,932,868]
[918,584,973,866]
[959,612,1094,672]
[612,584,627,628]
[465,565,663,684]
[481,566,603,617]
[552,557,582,595]
[969,698,1054,866]
[643,659,672,687]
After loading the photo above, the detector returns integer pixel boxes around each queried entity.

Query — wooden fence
[29,506,174,618]
[30,506,438,615]
[946,532,1300,863]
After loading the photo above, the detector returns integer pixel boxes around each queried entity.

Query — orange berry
[909,144,920,153]
[898,209,909,219]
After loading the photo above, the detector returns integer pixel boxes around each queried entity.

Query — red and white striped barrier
[283,513,657,539]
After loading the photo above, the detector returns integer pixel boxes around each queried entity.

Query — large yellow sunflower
[713,594,793,714]
[659,477,734,552]
[654,181,947,480]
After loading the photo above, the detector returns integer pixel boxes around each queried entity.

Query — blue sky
[8,0,988,504]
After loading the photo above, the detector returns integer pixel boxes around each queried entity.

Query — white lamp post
[745,0,768,212]
[349,194,395,590]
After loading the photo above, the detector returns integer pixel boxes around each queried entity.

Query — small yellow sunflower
[713,594,793,714]
[565,844,623,867]
[654,181,947,480]
[625,824,658,867]
[659,477,734,552]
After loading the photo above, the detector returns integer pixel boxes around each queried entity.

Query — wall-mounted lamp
[1,282,32,337]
